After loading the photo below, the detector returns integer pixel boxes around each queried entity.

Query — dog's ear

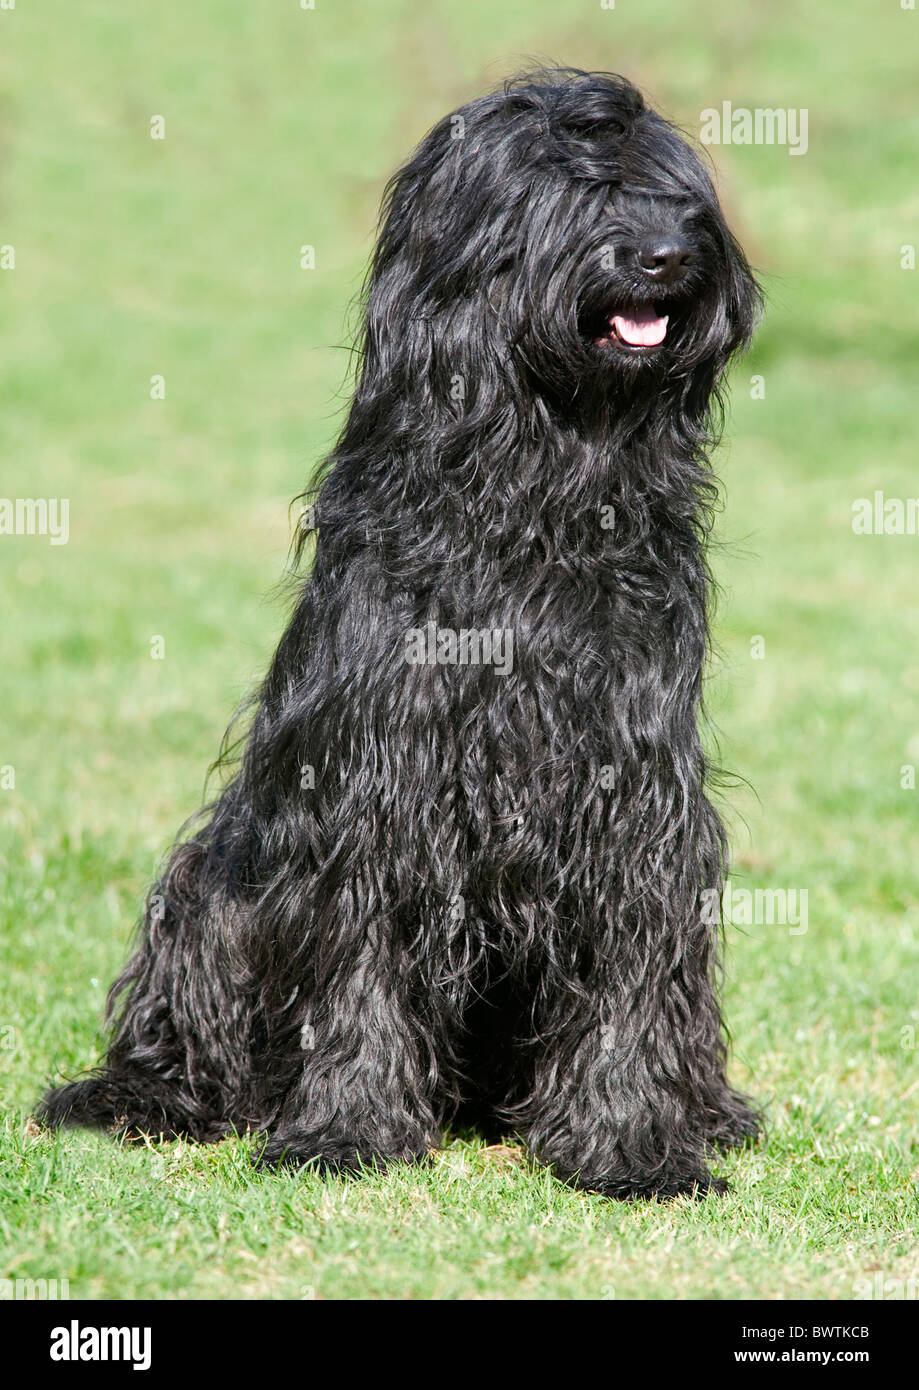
[724,242,763,359]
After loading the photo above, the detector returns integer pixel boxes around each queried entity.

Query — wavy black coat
[40,69,762,1198]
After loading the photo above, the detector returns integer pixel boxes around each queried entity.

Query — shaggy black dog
[40,68,762,1198]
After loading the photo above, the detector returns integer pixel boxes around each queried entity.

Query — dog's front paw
[706,1099,763,1151]
[588,1166,729,1201]
[550,1154,729,1202]
[254,1130,431,1176]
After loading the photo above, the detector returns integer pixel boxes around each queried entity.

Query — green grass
[1,0,917,1299]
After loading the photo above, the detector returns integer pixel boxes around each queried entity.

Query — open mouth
[596,301,670,351]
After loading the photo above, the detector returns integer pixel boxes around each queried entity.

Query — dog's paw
[579,1166,729,1202]
[255,1134,361,1174]
[254,1131,430,1176]
[707,1104,763,1151]
[647,1170,729,1201]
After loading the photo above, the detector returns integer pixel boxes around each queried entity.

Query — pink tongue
[611,304,669,346]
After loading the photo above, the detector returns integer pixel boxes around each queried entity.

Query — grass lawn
[1,0,916,1299]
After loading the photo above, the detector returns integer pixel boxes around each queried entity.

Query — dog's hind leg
[37,837,258,1144]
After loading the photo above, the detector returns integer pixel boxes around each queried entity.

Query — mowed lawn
[1,1,916,1299]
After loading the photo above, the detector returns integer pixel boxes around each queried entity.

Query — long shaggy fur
[39,68,762,1198]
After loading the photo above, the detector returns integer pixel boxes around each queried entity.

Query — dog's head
[360,69,761,424]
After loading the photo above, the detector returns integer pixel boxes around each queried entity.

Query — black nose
[638,237,692,284]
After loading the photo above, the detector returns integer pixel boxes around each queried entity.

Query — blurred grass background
[1,0,917,1299]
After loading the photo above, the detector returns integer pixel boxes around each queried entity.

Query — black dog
[40,69,762,1198]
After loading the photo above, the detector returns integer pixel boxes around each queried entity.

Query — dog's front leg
[516,797,748,1199]
[255,939,442,1174]
[521,973,728,1200]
